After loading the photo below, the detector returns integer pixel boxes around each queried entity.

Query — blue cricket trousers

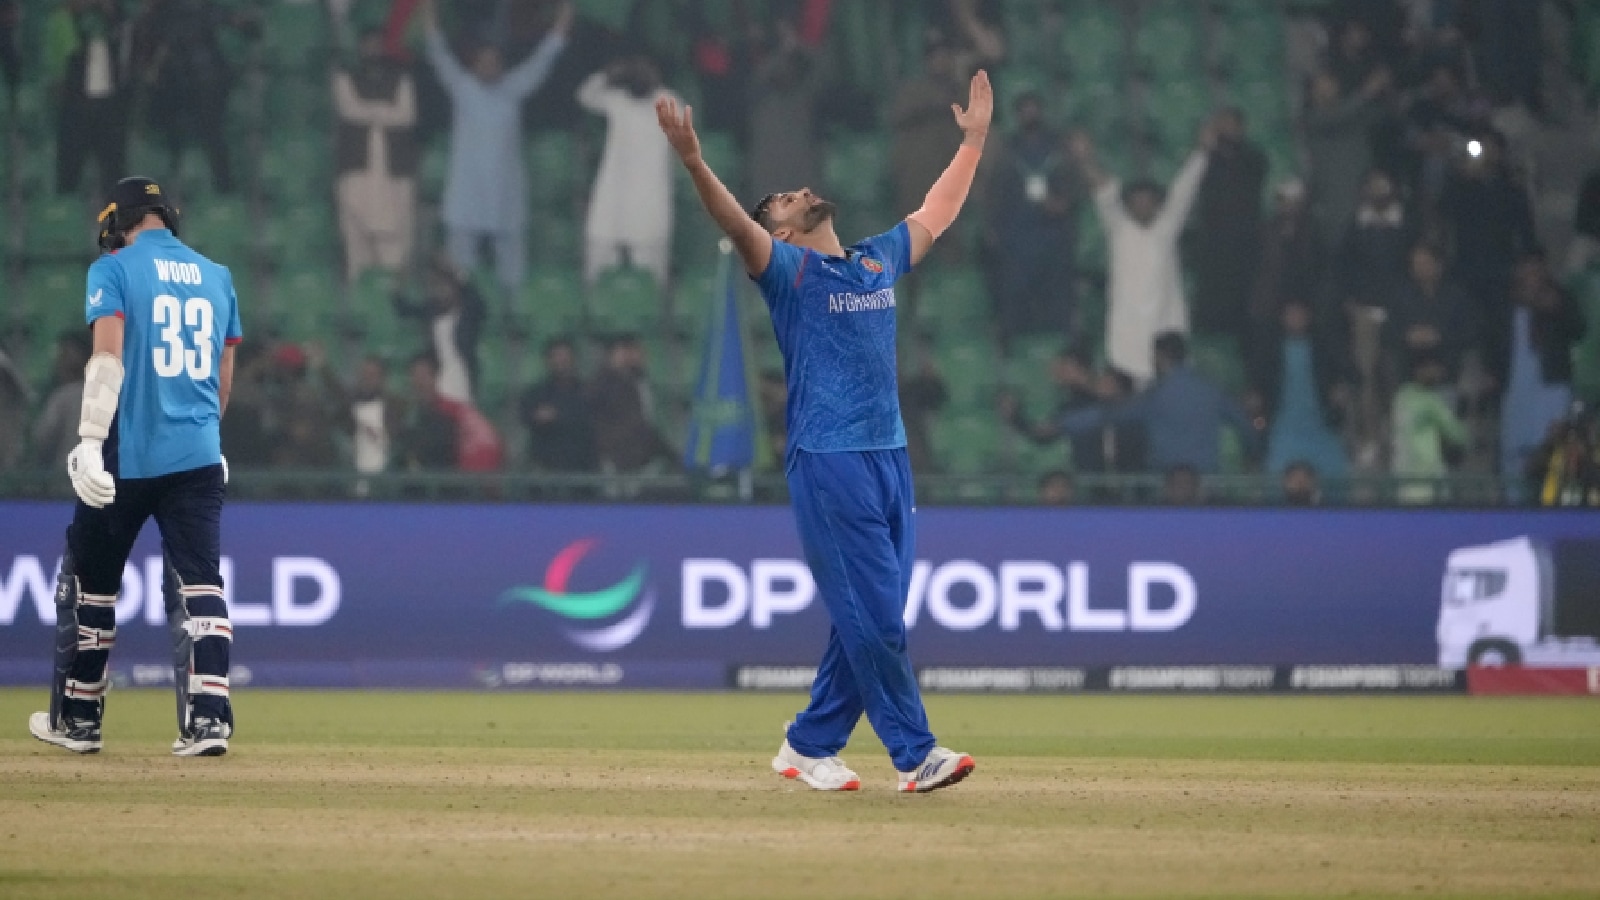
[784,447,935,772]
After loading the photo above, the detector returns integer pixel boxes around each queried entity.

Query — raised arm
[657,96,772,277]
[421,3,470,95]
[1155,126,1214,235]
[1071,130,1125,228]
[332,72,416,127]
[504,3,572,99]
[906,69,992,266]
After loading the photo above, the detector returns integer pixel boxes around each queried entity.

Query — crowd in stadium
[2,0,1599,506]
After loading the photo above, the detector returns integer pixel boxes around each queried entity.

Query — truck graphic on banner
[1437,537,1600,669]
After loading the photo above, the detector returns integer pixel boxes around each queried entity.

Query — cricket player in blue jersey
[659,71,992,792]
[28,177,242,757]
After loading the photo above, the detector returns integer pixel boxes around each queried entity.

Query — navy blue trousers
[64,463,228,720]
[784,448,935,772]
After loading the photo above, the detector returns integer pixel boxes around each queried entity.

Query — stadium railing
[0,469,1518,507]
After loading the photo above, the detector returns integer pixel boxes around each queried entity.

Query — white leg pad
[76,626,116,651]
[183,617,233,642]
[79,593,118,608]
[65,677,108,700]
[189,674,229,697]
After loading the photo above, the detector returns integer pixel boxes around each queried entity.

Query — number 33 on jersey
[85,229,243,479]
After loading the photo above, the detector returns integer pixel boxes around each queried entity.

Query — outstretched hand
[952,69,993,142]
[656,97,702,166]
[551,0,574,37]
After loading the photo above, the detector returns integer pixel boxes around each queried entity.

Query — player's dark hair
[544,336,575,355]
[750,194,779,231]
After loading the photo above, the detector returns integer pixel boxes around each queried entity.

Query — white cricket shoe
[771,736,861,791]
[896,747,976,793]
[28,711,102,755]
[171,716,231,757]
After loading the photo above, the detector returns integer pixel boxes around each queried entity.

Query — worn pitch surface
[0,690,1597,899]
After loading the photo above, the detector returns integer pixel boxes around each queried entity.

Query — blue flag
[684,246,767,472]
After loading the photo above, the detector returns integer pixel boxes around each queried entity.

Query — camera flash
[1467,140,1483,158]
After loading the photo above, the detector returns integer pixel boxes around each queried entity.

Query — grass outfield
[0,691,1597,899]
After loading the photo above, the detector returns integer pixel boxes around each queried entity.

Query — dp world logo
[499,539,655,652]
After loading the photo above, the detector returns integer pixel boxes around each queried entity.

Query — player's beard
[800,200,838,233]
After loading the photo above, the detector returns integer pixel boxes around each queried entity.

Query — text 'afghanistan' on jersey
[755,221,913,468]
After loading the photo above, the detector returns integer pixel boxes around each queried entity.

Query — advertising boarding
[2,502,1597,691]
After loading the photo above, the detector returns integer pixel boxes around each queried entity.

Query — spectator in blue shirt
[1048,333,1261,475]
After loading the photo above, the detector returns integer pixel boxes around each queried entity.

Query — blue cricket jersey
[754,221,912,469]
[85,228,243,479]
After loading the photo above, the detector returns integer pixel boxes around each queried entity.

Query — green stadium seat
[475,337,510,408]
[933,414,1000,476]
[527,130,578,206]
[673,206,725,271]
[824,132,886,208]
[21,266,88,340]
[268,267,341,341]
[529,216,582,268]
[672,267,736,335]
[1060,2,1125,81]
[1018,439,1072,478]
[698,130,741,189]
[915,265,987,334]
[642,335,685,392]
[127,135,168,182]
[1144,77,1212,153]
[262,202,339,264]
[1226,77,1292,134]
[1059,77,1126,149]
[262,1,331,73]
[590,266,662,332]
[1190,333,1246,395]
[1003,2,1059,70]
[26,196,95,261]
[346,269,407,351]
[517,269,585,333]
[1213,3,1286,77]
[10,82,48,141]
[259,136,330,201]
[419,140,450,201]
[183,195,252,269]
[936,337,1000,411]
[1134,2,1203,77]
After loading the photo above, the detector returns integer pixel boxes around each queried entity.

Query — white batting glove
[67,439,116,508]
[221,454,229,485]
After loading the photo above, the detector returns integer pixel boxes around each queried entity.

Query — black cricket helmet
[97,177,181,253]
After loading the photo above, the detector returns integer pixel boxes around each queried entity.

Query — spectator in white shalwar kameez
[333,28,418,282]
[578,56,679,286]
[1072,126,1212,383]
[424,1,571,295]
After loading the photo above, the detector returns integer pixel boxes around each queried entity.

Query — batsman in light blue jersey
[29,177,241,758]
[659,71,993,793]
